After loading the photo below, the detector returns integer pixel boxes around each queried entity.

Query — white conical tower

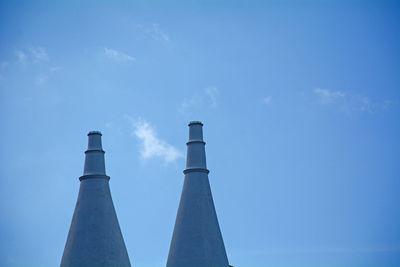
[61,131,131,267]
[167,121,230,267]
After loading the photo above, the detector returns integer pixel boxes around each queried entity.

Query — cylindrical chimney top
[82,130,106,177]
[87,131,103,151]
[185,121,208,174]
[188,121,204,142]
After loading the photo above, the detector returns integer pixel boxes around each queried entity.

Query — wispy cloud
[127,117,182,163]
[314,88,345,104]
[29,47,49,62]
[262,96,272,104]
[14,47,49,65]
[135,23,170,43]
[34,76,47,86]
[50,66,61,72]
[313,88,390,113]
[104,47,135,62]
[15,50,27,65]
[356,95,391,113]
[180,93,202,116]
[179,87,220,117]
[205,86,219,108]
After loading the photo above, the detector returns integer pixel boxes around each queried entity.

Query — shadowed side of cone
[167,122,229,267]
[61,131,131,267]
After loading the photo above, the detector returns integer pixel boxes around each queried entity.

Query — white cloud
[314,87,390,114]
[355,95,392,113]
[130,118,182,163]
[357,95,373,112]
[104,47,135,62]
[29,47,49,62]
[382,100,391,110]
[50,66,61,72]
[14,47,50,65]
[314,88,345,103]
[180,93,202,115]
[135,23,170,43]
[11,47,54,87]
[179,87,220,118]
[205,86,219,108]
[262,96,272,104]
[15,50,27,65]
[35,75,47,86]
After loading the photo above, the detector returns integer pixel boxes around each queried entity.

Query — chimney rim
[188,121,203,126]
[88,131,102,136]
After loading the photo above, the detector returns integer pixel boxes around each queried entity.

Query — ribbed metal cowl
[60,131,131,267]
[167,122,229,267]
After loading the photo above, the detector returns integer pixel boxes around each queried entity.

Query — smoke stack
[167,121,230,267]
[61,131,131,267]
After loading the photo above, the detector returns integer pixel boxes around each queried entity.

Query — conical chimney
[167,121,230,267]
[61,131,131,267]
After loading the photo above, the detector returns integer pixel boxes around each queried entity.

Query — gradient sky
[1,1,399,267]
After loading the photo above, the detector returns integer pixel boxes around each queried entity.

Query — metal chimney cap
[188,121,203,126]
[88,131,102,136]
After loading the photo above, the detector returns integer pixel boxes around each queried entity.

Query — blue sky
[0,1,399,266]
